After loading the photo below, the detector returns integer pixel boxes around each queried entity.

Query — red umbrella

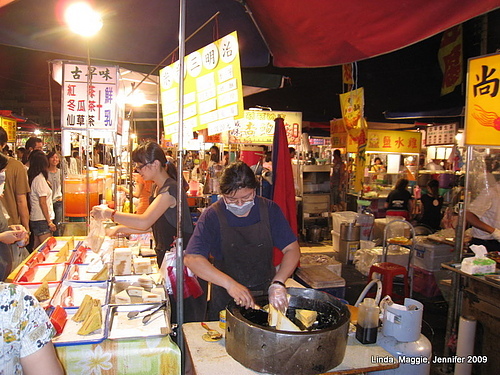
[271,117,298,266]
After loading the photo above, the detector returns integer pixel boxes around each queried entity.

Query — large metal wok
[225,287,350,375]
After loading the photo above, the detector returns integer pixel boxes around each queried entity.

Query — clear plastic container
[356,298,379,344]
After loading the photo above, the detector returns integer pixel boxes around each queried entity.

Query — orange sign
[347,129,421,154]
[465,53,500,146]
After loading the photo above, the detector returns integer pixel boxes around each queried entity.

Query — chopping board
[295,265,345,289]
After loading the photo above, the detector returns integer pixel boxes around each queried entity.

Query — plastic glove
[90,204,111,221]
[492,228,500,242]
[268,283,288,313]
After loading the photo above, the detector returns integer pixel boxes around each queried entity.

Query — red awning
[246,0,499,67]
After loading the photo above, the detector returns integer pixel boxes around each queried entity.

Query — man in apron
[185,161,300,320]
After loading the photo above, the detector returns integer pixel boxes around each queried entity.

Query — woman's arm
[20,342,64,375]
[92,190,175,231]
[39,196,56,232]
[273,241,300,283]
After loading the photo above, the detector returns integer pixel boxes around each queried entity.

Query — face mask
[225,199,254,216]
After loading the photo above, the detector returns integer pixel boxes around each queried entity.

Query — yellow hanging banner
[465,53,500,146]
[0,116,17,142]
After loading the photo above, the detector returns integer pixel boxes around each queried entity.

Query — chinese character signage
[61,63,118,131]
[0,117,16,142]
[347,129,422,154]
[465,53,500,146]
[330,118,348,148]
[426,123,457,146]
[438,25,463,96]
[228,110,302,145]
[160,31,244,138]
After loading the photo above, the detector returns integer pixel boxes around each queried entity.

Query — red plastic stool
[368,262,409,303]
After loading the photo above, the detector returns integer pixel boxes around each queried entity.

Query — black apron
[150,178,193,266]
[208,197,275,320]
[150,178,206,323]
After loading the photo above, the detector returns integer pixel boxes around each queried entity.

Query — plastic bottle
[356,298,380,344]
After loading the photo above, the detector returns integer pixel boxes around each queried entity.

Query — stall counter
[183,322,398,374]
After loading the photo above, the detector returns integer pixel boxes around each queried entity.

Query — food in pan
[34,281,50,302]
[295,309,318,329]
[387,236,411,245]
[72,295,93,322]
[41,265,58,282]
[91,265,109,281]
[77,298,102,335]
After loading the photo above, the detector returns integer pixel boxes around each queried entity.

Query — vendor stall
[7,236,181,375]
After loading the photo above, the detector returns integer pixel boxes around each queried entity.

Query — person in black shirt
[419,179,443,231]
[385,178,413,220]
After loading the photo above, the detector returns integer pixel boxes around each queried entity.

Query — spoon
[201,322,223,340]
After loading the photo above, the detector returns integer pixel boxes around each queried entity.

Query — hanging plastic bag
[160,250,203,300]
[83,216,106,253]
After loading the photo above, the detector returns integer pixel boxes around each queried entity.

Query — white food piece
[115,290,132,304]
[126,286,144,297]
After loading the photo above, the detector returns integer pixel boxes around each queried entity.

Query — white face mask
[225,199,255,216]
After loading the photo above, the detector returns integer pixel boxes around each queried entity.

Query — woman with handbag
[91,141,206,322]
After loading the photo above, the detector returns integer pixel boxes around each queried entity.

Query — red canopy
[246,0,499,67]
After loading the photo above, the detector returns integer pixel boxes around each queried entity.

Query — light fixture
[455,133,463,142]
[64,2,103,37]
[34,129,41,135]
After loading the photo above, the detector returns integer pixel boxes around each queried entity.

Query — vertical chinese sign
[340,87,366,192]
[465,53,500,146]
[159,31,244,143]
[438,25,463,96]
[0,116,17,142]
[61,63,118,131]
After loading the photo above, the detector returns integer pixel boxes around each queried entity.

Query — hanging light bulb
[64,2,103,37]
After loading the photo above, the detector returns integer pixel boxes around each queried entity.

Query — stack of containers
[331,211,358,253]
[411,238,455,297]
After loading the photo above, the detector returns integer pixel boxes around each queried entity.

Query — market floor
[299,240,452,374]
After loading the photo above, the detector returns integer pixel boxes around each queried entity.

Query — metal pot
[225,287,350,375]
[306,226,322,243]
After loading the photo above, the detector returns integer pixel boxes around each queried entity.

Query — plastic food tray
[51,305,109,347]
[52,280,111,309]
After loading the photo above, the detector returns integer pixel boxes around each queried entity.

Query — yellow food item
[268,303,301,331]
[41,265,58,282]
[91,265,109,281]
[295,309,317,329]
[72,294,93,322]
[34,281,50,302]
[388,236,410,245]
[77,299,102,335]
[114,290,132,304]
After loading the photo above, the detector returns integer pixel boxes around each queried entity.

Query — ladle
[201,322,223,340]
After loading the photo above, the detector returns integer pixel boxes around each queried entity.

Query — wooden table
[183,322,398,375]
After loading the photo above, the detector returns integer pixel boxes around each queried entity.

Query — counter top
[183,322,398,375]
[441,262,500,289]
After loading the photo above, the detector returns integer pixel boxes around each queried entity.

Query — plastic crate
[411,265,441,297]
[413,239,454,271]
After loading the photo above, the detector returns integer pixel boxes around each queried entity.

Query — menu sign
[61,63,118,131]
[426,123,457,145]
[228,110,302,145]
[465,53,500,146]
[160,32,244,139]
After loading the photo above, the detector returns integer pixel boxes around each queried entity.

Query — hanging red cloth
[271,117,298,266]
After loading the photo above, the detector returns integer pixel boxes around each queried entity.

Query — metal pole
[176,0,186,373]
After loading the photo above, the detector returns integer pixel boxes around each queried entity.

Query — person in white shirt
[27,150,56,248]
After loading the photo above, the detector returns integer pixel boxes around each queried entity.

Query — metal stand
[382,219,416,297]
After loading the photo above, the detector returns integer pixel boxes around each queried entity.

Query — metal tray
[51,305,109,347]
[107,303,171,340]
[52,280,112,309]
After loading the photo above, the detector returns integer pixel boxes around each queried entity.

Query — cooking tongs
[127,301,167,325]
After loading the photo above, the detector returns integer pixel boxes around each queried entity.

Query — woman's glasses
[134,161,153,172]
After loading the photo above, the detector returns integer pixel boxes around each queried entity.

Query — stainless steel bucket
[225,287,350,375]
[306,226,322,243]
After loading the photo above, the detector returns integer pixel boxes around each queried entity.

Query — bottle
[356,298,379,344]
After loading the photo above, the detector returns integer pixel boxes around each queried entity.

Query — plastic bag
[83,216,106,253]
[160,250,203,300]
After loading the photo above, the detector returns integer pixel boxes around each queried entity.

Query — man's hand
[226,281,255,310]
[268,282,288,313]
[492,228,500,242]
